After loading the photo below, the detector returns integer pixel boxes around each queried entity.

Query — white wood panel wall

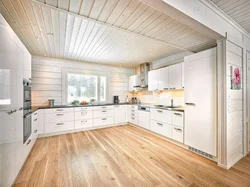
[32,57,133,106]
[226,41,244,167]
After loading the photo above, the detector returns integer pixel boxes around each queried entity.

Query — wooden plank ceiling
[210,0,250,35]
[0,0,217,67]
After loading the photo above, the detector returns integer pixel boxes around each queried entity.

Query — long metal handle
[185,103,195,106]
[102,106,107,108]
[157,122,163,126]
[157,110,163,113]
[34,112,38,115]
[57,123,64,126]
[26,139,31,145]
[24,112,33,118]
[102,118,107,120]
[174,127,182,132]
[81,112,87,115]
[56,109,64,111]
[174,113,182,116]
[34,118,38,121]
[81,120,87,123]
[56,114,64,116]
[34,129,38,133]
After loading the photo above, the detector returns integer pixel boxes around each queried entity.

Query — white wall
[226,41,244,167]
[31,57,134,106]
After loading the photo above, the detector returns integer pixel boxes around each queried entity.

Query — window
[67,73,107,103]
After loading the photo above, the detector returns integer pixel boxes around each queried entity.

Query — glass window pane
[67,74,97,103]
[100,76,107,102]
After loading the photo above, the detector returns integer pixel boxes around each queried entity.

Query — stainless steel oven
[23,79,32,144]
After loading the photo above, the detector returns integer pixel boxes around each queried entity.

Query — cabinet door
[138,111,150,129]
[114,105,126,123]
[169,63,182,90]
[159,67,169,90]
[129,75,139,91]
[148,70,159,91]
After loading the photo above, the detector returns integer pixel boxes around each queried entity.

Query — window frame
[62,68,109,105]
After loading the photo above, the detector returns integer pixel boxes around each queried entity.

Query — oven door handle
[24,112,33,118]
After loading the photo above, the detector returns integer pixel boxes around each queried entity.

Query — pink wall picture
[230,66,241,90]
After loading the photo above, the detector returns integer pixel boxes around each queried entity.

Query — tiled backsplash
[135,90,184,106]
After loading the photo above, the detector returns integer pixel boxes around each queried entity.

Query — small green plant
[71,100,80,105]
[90,99,96,103]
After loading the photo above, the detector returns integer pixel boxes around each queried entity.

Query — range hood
[134,63,150,88]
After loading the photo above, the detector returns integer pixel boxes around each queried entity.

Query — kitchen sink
[154,105,179,109]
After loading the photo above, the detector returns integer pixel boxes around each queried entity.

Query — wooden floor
[13,125,250,187]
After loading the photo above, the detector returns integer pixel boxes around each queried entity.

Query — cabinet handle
[81,120,87,123]
[185,103,195,106]
[56,109,64,111]
[81,108,87,110]
[131,117,135,120]
[157,110,163,113]
[56,114,64,116]
[57,123,64,126]
[102,118,107,120]
[174,113,182,116]
[81,112,87,115]
[34,130,38,133]
[174,127,182,132]
[163,88,169,90]
[157,122,163,126]
[102,110,107,113]
[26,139,31,145]
[19,107,23,111]
[173,87,176,89]
[34,112,38,115]
[34,118,38,121]
[102,106,107,108]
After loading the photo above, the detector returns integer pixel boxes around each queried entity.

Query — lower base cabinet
[172,126,184,143]
[94,117,114,127]
[44,121,75,133]
[75,119,93,129]
[150,120,172,138]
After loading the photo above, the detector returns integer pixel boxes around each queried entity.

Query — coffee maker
[114,96,119,103]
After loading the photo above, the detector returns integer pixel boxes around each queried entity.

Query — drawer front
[45,121,74,133]
[150,120,172,138]
[128,105,138,110]
[172,126,183,143]
[93,117,114,127]
[129,116,138,125]
[45,112,74,123]
[75,119,93,129]
[172,111,184,127]
[75,111,93,120]
[93,105,114,110]
[94,109,114,118]
[75,107,93,112]
[150,109,171,124]
[44,108,74,114]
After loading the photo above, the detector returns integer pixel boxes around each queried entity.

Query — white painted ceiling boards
[210,0,250,35]
[0,0,218,67]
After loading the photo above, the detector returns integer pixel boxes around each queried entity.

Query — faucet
[171,99,174,107]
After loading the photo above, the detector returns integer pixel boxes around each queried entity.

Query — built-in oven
[23,79,32,144]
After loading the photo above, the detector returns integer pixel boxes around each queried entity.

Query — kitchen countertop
[31,103,184,113]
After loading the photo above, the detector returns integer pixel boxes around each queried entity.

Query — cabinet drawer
[94,109,114,118]
[150,120,172,138]
[45,121,74,133]
[75,107,93,112]
[45,112,74,123]
[75,119,93,129]
[172,126,183,143]
[129,116,138,125]
[44,108,74,114]
[93,117,114,127]
[75,111,93,120]
[150,109,171,124]
[172,111,184,127]
[93,105,114,110]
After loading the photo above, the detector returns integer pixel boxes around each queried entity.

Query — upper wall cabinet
[148,63,183,91]
[168,63,182,90]
[148,69,159,91]
[129,75,140,92]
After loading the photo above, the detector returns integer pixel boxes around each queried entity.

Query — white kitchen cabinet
[168,63,182,90]
[159,67,169,90]
[138,110,150,129]
[150,120,172,138]
[45,121,75,133]
[127,105,138,125]
[75,110,93,120]
[184,48,217,156]
[150,108,171,124]
[45,112,74,123]
[75,119,93,129]
[129,75,140,92]
[94,109,114,118]
[148,69,159,91]
[172,111,184,128]
[114,105,126,124]
[94,117,114,127]
[172,126,184,143]
[32,111,39,140]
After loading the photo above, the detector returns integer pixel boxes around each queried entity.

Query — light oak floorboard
[13,125,250,187]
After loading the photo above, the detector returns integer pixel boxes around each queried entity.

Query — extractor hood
[134,63,150,88]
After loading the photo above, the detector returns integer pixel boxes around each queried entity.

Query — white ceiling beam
[31,0,193,53]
